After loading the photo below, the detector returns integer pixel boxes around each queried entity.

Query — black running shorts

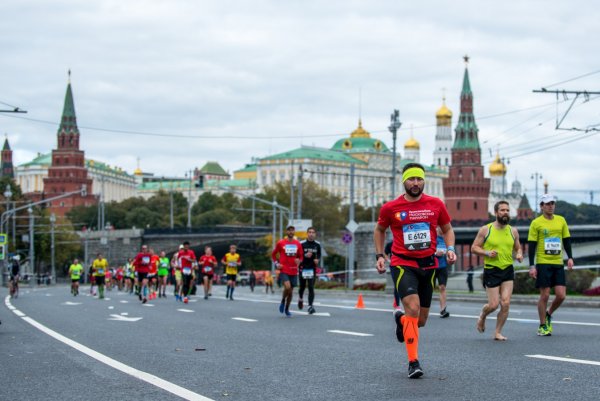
[535,264,565,289]
[483,265,514,288]
[94,276,106,286]
[390,266,435,308]
[434,268,448,287]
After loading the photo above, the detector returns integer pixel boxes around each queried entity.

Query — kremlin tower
[42,73,96,216]
[433,96,453,170]
[442,57,490,223]
[1,136,14,179]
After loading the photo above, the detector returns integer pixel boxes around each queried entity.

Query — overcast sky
[1,1,598,205]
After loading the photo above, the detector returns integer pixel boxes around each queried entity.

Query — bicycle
[9,275,19,299]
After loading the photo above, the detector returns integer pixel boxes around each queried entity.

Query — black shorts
[390,266,435,308]
[535,264,565,288]
[279,273,298,288]
[434,268,448,286]
[71,278,80,283]
[95,276,106,286]
[137,272,148,282]
[483,265,514,288]
[226,274,237,282]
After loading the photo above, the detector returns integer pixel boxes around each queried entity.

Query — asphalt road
[1,284,599,401]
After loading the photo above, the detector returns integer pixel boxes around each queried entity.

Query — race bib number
[544,237,562,255]
[142,256,150,264]
[98,269,104,274]
[284,244,298,256]
[302,269,314,279]
[402,223,431,250]
[204,266,212,273]
[228,262,237,267]
[183,267,192,275]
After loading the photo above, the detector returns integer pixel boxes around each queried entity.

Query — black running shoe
[308,305,316,315]
[440,308,450,318]
[408,360,424,379]
[394,310,405,343]
[298,299,304,310]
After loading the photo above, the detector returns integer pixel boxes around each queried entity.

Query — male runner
[133,245,152,303]
[528,194,574,336]
[272,226,303,317]
[374,162,456,379]
[148,249,159,300]
[9,256,21,298]
[222,245,242,300]
[299,227,321,314]
[434,227,450,318]
[177,241,197,303]
[471,201,523,341]
[92,253,108,300]
[157,251,170,298]
[69,258,84,296]
[172,246,183,301]
[199,246,217,300]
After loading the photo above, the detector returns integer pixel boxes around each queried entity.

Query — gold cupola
[436,96,453,127]
[404,134,420,150]
[489,152,507,176]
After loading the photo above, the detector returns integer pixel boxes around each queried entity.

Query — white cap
[539,193,556,204]
[179,244,184,249]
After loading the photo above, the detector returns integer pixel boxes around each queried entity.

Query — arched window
[457,201,461,210]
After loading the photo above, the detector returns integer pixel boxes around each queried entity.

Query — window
[474,202,478,210]
[457,201,461,210]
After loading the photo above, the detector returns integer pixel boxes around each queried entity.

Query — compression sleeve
[563,237,573,259]
[528,241,537,266]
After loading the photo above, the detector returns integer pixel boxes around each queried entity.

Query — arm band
[528,241,537,266]
[563,237,573,259]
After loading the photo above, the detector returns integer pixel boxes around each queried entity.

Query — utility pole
[28,206,34,286]
[348,164,355,289]
[251,181,256,225]
[169,189,174,229]
[290,160,295,224]
[388,109,402,200]
[186,169,193,230]
[370,179,375,223]
[272,196,277,277]
[297,164,303,220]
[531,172,543,215]
[50,213,56,285]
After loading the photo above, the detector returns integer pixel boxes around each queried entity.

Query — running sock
[401,315,420,362]
[226,286,231,298]
[230,287,235,297]
[99,286,104,298]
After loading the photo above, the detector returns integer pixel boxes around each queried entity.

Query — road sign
[345,220,358,233]
[342,232,353,244]
[0,244,5,260]
[0,233,7,245]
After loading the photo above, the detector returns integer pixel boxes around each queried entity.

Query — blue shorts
[279,273,298,288]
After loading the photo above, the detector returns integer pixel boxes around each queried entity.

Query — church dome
[134,167,143,176]
[331,119,389,152]
[489,153,507,176]
[436,102,452,119]
[404,136,420,150]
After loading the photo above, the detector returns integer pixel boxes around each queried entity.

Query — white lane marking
[62,302,82,306]
[108,314,143,322]
[232,317,257,322]
[293,311,331,317]
[14,310,26,317]
[108,306,114,310]
[177,309,194,313]
[143,304,155,307]
[232,296,600,328]
[5,296,212,401]
[120,300,129,304]
[120,312,129,316]
[526,354,600,366]
[327,330,373,337]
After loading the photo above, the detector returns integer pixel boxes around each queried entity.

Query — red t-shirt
[149,255,159,275]
[377,193,451,269]
[199,255,217,274]
[271,239,303,275]
[133,252,152,273]
[177,249,197,275]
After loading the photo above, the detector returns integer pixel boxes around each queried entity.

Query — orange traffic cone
[355,293,365,309]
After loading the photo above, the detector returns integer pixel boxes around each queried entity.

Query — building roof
[235,164,257,173]
[3,137,10,151]
[18,152,132,177]
[137,178,256,191]
[489,152,507,176]
[58,79,80,136]
[261,146,367,165]
[331,120,390,153]
[518,193,531,209]
[199,161,228,176]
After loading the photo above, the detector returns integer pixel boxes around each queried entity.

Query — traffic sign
[0,233,7,245]
[342,232,353,244]
[345,220,358,233]
[0,244,4,260]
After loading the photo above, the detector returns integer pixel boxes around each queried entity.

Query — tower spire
[453,55,478,149]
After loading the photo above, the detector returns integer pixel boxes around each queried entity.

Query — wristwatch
[375,253,385,261]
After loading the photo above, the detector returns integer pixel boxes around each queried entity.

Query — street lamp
[388,109,402,200]
[186,170,193,230]
[50,213,56,285]
[531,172,543,215]
[3,184,12,237]
[28,206,34,287]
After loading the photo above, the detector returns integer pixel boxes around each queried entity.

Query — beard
[404,183,424,198]
[496,215,510,225]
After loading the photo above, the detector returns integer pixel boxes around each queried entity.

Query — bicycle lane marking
[4,296,213,401]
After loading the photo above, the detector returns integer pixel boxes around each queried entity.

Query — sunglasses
[542,201,555,205]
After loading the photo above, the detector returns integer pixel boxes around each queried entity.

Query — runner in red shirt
[133,244,152,304]
[271,226,303,317]
[374,162,456,379]
[177,241,197,303]
[199,246,218,300]
[148,249,160,300]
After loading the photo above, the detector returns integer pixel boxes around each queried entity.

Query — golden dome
[134,167,143,176]
[350,119,371,138]
[404,135,420,150]
[489,153,507,176]
[436,103,452,119]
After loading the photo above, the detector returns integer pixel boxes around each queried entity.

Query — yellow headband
[402,167,425,183]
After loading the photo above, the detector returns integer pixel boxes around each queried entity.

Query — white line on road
[451,313,600,327]
[62,302,82,306]
[232,317,258,322]
[14,310,26,317]
[177,309,195,313]
[327,330,373,337]
[4,296,213,401]
[526,354,600,366]
[293,311,331,317]
[108,314,143,322]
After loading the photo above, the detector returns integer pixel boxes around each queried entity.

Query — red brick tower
[1,136,14,178]
[442,57,490,224]
[43,73,95,216]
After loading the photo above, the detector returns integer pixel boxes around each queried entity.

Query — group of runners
[374,162,574,379]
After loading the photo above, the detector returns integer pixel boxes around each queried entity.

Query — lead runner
[374,162,456,378]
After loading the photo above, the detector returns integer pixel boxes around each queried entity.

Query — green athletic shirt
[483,223,515,269]
[69,263,84,280]
[158,257,170,276]
[528,214,570,265]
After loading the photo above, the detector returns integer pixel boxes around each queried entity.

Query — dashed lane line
[327,330,373,337]
[4,296,214,401]
[232,317,258,322]
[526,354,600,366]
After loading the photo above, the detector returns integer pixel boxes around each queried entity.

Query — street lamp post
[186,170,193,230]
[388,109,402,200]
[2,184,12,287]
[531,172,543,215]
[28,206,34,287]
[50,213,56,285]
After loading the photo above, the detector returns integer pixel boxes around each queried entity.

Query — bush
[513,268,597,295]
[315,280,346,290]
[353,282,385,291]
